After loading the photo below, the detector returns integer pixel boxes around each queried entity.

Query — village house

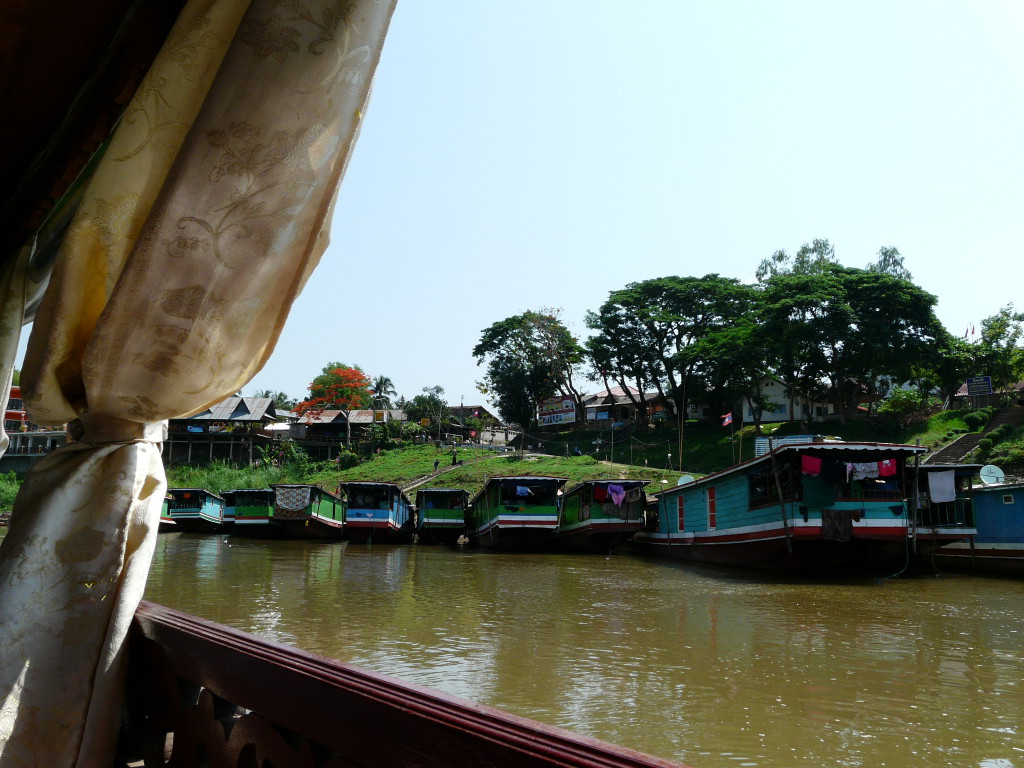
[164,396,281,466]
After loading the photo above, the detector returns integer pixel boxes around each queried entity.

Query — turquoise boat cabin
[467,475,568,549]
[269,484,346,540]
[414,488,469,544]
[938,473,1023,573]
[549,479,649,553]
[340,481,414,543]
[631,440,962,572]
[165,488,227,534]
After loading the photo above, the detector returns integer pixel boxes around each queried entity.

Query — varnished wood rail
[119,601,690,768]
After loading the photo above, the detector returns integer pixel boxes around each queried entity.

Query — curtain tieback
[69,414,168,445]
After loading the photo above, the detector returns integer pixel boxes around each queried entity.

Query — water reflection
[143,534,1024,768]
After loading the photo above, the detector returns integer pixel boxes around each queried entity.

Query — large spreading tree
[586,275,753,422]
[472,309,583,439]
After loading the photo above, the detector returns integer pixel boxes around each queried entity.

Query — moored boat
[224,488,276,537]
[547,479,649,553]
[414,487,469,544]
[270,484,346,540]
[937,475,1024,573]
[166,488,228,534]
[630,440,973,572]
[340,481,414,543]
[466,475,568,549]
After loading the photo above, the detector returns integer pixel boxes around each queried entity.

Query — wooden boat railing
[119,601,689,768]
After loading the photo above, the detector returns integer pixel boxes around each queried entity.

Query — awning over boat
[654,442,928,495]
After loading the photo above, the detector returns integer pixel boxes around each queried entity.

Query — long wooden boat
[224,488,276,537]
[630,440,975,572]
[120,601,688,768]
[547,479,648,553]
[340,481,414,543]
[414,487,469,544]
[937,477,1024,573]
[269,484,346,540]
[467,475,568,549]
[166,488,228,534]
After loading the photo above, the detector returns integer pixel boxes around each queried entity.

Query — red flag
[721,412,733,427]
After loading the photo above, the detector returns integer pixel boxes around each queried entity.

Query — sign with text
[538,396,576,425]
[966,376,993,396]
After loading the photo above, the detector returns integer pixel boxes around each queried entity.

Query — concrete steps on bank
[924,405,1024,464]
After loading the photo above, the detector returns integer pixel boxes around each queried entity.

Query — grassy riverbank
[1,405,1012,515]
[164,444,686,498]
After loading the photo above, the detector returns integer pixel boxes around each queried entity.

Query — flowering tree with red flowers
[295,362,373,446]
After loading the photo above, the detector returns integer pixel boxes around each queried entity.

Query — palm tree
[370,375,397,410]
[253,389,297,411]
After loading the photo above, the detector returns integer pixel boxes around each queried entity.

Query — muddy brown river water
[142,533,1024,768]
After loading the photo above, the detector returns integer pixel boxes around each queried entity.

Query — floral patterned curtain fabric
[0,1,396,765]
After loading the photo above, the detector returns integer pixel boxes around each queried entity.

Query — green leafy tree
[970,305,1024,393]
[866,245,913,281]
[756,238,838,281]
[253,389,297,411]
[588,275,754,422]
[473,310,584,438]
[761,264,942,422]
[760,271,840,420]
[682,312,773,433]
[403,386,449,439]
[909,331,972,404]
[585,305,662,428]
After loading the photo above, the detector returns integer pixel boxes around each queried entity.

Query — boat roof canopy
[562,479,649,498]
[918,463,983,474]
[774,442,927,461]
[469,475,568,506]
[339,481,411,503]
[654,441,928,496]
[169,488,223,499]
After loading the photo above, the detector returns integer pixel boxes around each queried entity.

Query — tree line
[473,239,1024,437]
[256,364,486,446]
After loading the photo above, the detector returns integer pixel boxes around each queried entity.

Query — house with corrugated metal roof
[164,396,281,466]
[288,408,406,441]
[580,386,677,426]
[184,396,280,430]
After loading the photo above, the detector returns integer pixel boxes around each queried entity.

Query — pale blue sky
[23,2,1024,412]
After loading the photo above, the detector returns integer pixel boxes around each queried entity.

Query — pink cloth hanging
[801,455,822,476]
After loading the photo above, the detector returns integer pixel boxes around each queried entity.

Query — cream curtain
[0,1,396,765]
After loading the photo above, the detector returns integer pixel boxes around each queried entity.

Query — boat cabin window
[422,493,464,509]
[748,466,795,507]
[169,491,205,509]
[500,484,555,506]
[352,491,388,508]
